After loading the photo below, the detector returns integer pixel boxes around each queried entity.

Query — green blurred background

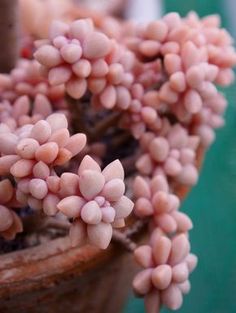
[123,0,236,312]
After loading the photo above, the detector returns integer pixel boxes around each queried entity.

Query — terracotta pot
[0,0,19,72]
[0,148,204,313]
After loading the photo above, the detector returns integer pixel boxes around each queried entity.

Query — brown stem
[90,112,121,141]
[110,132,133,150]
[46,218,147,244]
[45,219,70,231]
[121,154,139,175]
[66,95,121,143]
[125,219,148,237]
[112,229,137,252]
[66,95,92,136]
[23,212,46,233]
[22,214,143,252]
[0,0,19,73]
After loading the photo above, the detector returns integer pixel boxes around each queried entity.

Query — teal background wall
[123,1,236,312]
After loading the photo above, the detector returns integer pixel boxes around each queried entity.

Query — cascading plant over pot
[0,1,235,312]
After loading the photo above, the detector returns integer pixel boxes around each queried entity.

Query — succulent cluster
[0,178,22,240]
[0,8,235,313]
[136,123,199,185]
[61,156,134,249]
[133,230,197,311]
[0,112,132,248]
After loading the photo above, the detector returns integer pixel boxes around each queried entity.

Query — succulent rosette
[58,156,134,249]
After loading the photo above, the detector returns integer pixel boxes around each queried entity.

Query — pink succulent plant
[0,113,86,213]
[58,156,134,249]
[136,124,199,186]
[34,19,114,98]
[0,179,23,240]
[0,8,235,313]
[0,59,64,103]
[133,175,192,234]
[133,231,197,312]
